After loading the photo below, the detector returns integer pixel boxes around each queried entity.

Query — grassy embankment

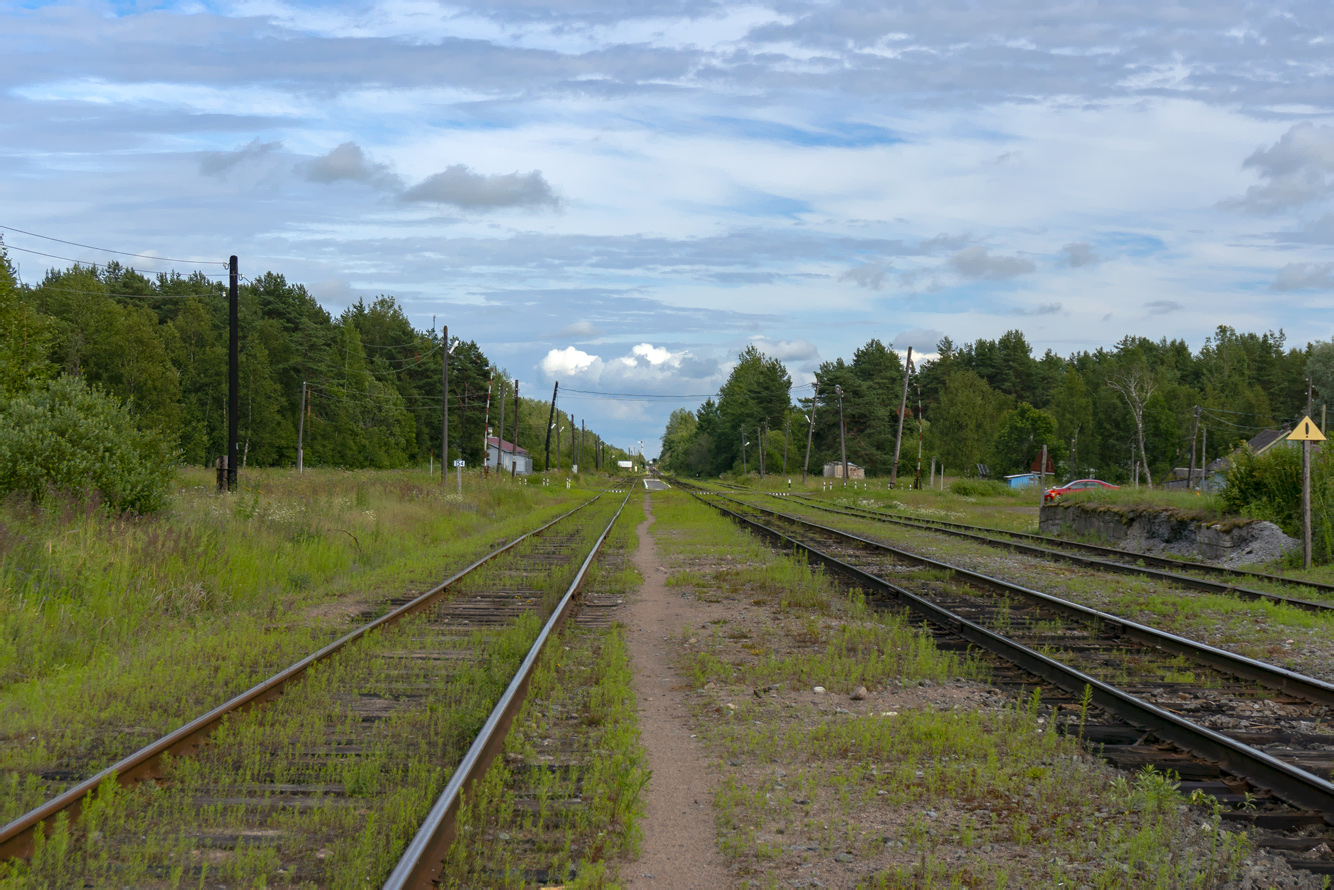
[3,489,637,886]
[650,489,1249,887]
[0,469,622,824]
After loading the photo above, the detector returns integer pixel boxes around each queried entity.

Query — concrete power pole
[835,384,847,486]
[441,325,449,484]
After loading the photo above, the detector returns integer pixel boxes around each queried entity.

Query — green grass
[0,468,600,825]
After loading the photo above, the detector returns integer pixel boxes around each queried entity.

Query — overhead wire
[0,224,227,267]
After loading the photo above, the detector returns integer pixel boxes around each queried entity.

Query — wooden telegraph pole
[890,347,913,489]
[1288,416,1326,568]
[441,325,449,484]
[227,256,239,492]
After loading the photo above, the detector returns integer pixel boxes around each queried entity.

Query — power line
[4,243,230,277]
[0,224,227,267]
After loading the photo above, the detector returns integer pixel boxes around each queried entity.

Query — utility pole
[783,416,790,475]
[580,420,586,472]
[835,384,847,485]
[1187,406,1200,492]
[740,425,747,474]
[759,423,766,479]
[440,325,449,484]
[890,347,913,489]
[481,368,495,476]
[227,255,239,492]
[495,377,507,475]
[511,381,520,478]
[914,377,924,489]
[1038,443,1048,506]
[544,381,558,472]
[1200,426,1207,490]
[803,398,817,485]
[297,381,306,473]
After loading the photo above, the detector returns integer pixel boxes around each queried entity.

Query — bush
[0,375,175,513]
[1221,443,1333,562]
[951,478,1020,498]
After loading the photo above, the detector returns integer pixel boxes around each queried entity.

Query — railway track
[0,489,632,887]
[679,484,1334,875]
[720,482,1334,610]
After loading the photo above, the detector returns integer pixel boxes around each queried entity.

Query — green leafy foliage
[0,375,174,512]
[1221,442,1333,561]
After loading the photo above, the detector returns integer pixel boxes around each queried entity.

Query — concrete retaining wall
[1038,502,1298,566]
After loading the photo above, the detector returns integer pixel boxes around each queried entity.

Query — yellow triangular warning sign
[1287,416,1327,442]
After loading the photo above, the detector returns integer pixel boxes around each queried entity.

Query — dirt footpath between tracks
[624,494,731,889]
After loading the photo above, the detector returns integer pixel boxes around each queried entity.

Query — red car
[1043,478,1119,503]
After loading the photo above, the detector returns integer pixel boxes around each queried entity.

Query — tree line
[661,329,1334,484]
[0,245,627,473]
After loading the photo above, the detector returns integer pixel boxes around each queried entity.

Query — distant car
[1043,479,1119,502]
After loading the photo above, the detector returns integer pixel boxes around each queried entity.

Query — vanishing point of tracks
[0,487,633,887]
[681,483,1334,875]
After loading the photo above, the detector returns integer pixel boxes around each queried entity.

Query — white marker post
[1287,417,1326,568]
[454,459,466,497]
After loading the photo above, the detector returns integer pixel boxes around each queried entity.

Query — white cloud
[306,141,401,189]
[540,346,599,378]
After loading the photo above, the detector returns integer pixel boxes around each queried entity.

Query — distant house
[485,436,532,475]
[1246,428,1290,456]
[822,462,866,479]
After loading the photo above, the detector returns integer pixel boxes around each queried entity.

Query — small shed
[1004,472,1040,489]
[822,462,866,479]
[485,436,532,475]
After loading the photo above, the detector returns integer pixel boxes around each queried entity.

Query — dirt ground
[623,494,731,888]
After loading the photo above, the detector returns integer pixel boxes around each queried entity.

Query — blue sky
[2,0,1333,456]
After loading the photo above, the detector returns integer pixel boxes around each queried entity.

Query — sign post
[1287,417,1326,569]
[454,459,466,497]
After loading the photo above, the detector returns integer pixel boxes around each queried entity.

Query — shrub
[1221,443,1333,561]
[951,478,1019,498]
[0,375,175,513]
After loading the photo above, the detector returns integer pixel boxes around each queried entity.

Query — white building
[822,461,865,479]
[485,436,532,475]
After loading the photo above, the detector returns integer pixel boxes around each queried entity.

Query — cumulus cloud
[538,342,722,393]
[1271,262,1334,291]
[949,246,1036,279]
[401,165,560,210]
[839,263,886,289]
[1061,242,1100,268]
[1145,300,1183,314]
[1222,123,1334,214]
[306,141,400,188]
[199,139,282,176]
[893,328,947,354]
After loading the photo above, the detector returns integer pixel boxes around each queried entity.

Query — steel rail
[0,495,605,862]
[696,489,1334,708]
[690,491,1334,824]
[772,487,1334,598]
[739,490,1334,613]
[384,489,632,889]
